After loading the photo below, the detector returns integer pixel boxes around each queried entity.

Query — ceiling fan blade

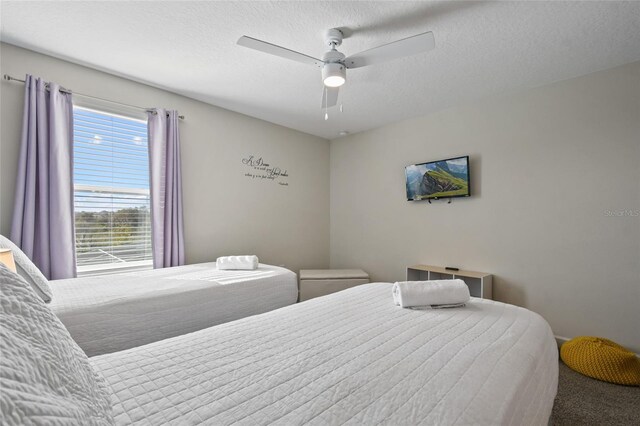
[344,31,435,69]
[237,36,322,67]
[321,86,339,108]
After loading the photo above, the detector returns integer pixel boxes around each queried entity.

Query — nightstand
[299,269,370,301]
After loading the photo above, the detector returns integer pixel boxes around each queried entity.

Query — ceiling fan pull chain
[324,87,329,121]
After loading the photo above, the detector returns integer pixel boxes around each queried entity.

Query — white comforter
[50,263,298,357]
[91,283,558,425]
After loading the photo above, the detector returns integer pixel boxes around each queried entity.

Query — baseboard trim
[554,335,570,348]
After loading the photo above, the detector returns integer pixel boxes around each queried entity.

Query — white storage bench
[299,269,370,301]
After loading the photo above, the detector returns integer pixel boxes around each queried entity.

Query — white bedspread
[91,283,558,425]
[50,263,297,357]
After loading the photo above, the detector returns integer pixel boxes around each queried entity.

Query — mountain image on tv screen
[405,156,470,200]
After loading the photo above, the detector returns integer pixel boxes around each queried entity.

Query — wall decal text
[242,155,289,186]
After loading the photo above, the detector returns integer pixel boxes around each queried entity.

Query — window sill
[77,260,153,277]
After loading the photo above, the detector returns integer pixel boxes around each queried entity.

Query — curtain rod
[3,74,185,120]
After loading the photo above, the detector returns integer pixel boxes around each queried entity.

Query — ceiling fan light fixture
[324,75,345,87]
[322,63,346,87]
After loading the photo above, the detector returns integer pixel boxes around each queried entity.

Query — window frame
[71,100,153,276]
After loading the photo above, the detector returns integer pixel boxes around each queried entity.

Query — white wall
[0,43,330,274]
[330,62,640,352]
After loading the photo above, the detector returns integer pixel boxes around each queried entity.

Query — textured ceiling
[2,1,640,139]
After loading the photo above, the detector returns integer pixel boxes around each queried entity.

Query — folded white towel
[392,279,470,308]
[216,255,259,270]
[404,303,467,311]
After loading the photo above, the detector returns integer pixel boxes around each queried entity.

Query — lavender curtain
[11,75,76,279]
[147,109,185,268]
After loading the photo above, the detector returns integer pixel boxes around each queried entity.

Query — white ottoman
[299,269,370,302]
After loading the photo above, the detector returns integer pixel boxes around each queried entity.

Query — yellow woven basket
[561,336,640,386]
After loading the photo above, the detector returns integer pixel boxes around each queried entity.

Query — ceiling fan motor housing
[322,49,345,63]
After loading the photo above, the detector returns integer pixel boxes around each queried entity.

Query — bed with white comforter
[91,282,558,425]
[50,263,297,357]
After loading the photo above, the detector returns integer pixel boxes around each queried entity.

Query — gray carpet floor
[551,360,640,425]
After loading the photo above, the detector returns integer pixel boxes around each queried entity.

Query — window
[73,106,152,275]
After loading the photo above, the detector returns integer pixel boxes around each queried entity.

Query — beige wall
[2,42,638,351]
[0,43,330,274]
[330,62,640,352]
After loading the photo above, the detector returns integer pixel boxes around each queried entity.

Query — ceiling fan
[237,28,435,110]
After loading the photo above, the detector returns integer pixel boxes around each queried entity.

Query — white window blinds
[73,106,152,274]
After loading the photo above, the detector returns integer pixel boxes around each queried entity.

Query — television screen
[405,155,470,201]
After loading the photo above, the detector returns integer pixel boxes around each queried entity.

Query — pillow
[0,234,52,303]
[0,264,114,425]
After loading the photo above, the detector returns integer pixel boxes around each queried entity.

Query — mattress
[91,283,558,425]
[49,263,298,357]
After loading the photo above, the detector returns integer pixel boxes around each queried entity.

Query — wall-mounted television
[405,155,470,201]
